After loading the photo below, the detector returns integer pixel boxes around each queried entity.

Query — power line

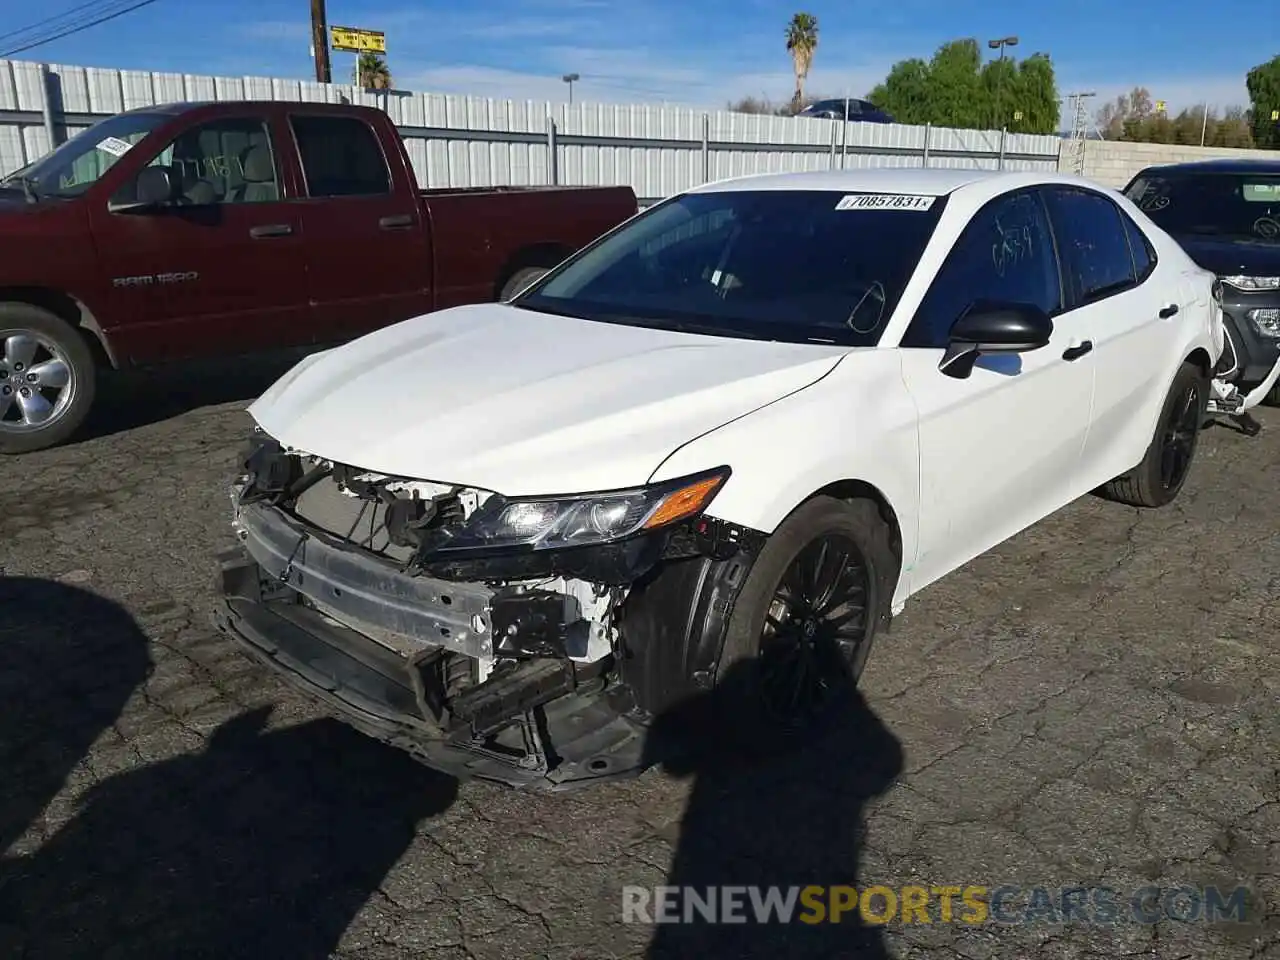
[0,0,103,46]
[0,0,161,59]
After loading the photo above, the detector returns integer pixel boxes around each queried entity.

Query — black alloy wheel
[1160,379,1203,492]
[756,534,870,727]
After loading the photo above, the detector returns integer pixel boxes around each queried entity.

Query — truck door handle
[1063,340,1093,361]
[250,223,293,239]
[379,214,414,230]
[1159,303,1179,318]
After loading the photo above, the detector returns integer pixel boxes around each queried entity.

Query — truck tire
[0,303,96,455]
[713,495,898,735]
[499,267,548,301]
[1097,360,1207,508]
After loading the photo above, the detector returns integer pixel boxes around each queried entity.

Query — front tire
[1097,361,1207,508]
[714,496,898,733]
[0,303,97,455]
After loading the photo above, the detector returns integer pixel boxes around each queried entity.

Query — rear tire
[499,266,549,301]
[1097,361,1207,508]
[0,303,96,455]
[713,496,898,737]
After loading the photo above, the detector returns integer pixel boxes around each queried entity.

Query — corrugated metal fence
[0,58,1065,202]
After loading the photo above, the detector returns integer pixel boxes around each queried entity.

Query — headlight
[1247,308,1280,338]
[1221,275,1280,291]
[436,467,730,553]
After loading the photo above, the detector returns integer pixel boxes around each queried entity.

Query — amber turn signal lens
[643,474,727,529]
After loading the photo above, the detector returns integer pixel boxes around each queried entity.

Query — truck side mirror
[108,166,183,214]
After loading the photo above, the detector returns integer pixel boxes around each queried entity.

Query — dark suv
[797,98,895,123]
[1123,159,1280,403]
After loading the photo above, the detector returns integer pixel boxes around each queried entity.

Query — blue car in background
[797,98,895,123]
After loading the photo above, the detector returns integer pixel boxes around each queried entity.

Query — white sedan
[217,167,1223,789]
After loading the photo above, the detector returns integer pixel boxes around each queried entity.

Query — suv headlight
[1221,275,1280,292]
[436,467,730,553]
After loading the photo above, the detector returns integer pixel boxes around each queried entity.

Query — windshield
[515,189,947,345]
[1125,172,1280,244]
[0,111,169,199]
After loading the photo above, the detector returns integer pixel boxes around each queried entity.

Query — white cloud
[239,21,310,43]
[400,42,901,110]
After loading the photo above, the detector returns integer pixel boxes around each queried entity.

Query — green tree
[866,38,1060,133]
[1245,54,1280,148]
[785,13,819,111]
[354,52,392,90]
[1012,54,1059,134]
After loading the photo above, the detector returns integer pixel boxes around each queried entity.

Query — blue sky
[0,0,1272,120]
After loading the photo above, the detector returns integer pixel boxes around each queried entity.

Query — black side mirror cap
[939,302,1054,379]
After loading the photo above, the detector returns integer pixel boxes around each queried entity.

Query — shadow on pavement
[0,576,152,857]
[0,577,460,959]
[78,349,315,442]
[641,656,904,960]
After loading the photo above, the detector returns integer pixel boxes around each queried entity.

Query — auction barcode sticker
[835,193,936,211]
[95,136,134,158]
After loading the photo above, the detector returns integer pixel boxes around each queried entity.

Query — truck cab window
[123,117,279,205]
[289,115,391,198]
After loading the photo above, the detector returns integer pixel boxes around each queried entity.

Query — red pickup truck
[0,101,637,453]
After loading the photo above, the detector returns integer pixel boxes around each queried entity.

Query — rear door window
[289,115,391,198]
[1043,187,1137,308]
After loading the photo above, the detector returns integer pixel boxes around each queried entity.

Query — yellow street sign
[1154,100,1167,113]
[331,25,386,53]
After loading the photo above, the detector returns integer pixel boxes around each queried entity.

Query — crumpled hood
[249,303,849,496]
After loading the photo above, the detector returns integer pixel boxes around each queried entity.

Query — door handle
[379,214,414,230]
[1159,303,1179,318]
[249,223,293,239]
[1063,340,1093,361]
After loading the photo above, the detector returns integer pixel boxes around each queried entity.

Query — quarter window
[1121,211,1156,282]
[903,189,1061,348]
[290,115,391,197]
[1044,187,1137,306]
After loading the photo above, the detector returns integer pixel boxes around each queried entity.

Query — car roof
[1134,157,1280,177]
[687,167,1101,198]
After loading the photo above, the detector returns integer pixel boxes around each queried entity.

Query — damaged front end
[214,429,758,789]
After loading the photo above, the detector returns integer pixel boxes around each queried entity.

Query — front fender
[648,350,921,608]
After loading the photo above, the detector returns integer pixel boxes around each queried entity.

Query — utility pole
[310,0,331,83]
[1063,90,1096,175]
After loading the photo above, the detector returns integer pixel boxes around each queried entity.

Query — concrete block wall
[1061,138,1277,188]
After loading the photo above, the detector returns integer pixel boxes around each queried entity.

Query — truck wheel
[714,495,898,735]
[0,304,96,455]
[499,267,548,301]
[1097,360,1207,508]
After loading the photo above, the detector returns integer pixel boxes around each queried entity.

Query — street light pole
[987,35,1019,131]
[562,72,580,105]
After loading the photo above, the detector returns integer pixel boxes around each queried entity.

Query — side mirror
[107,166,183,214]
[939,302,1053,379]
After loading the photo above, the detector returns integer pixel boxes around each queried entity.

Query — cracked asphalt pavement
[1,357,1277,959]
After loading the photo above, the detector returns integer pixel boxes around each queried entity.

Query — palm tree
[785,13,819,111]
[354,52,392,90]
